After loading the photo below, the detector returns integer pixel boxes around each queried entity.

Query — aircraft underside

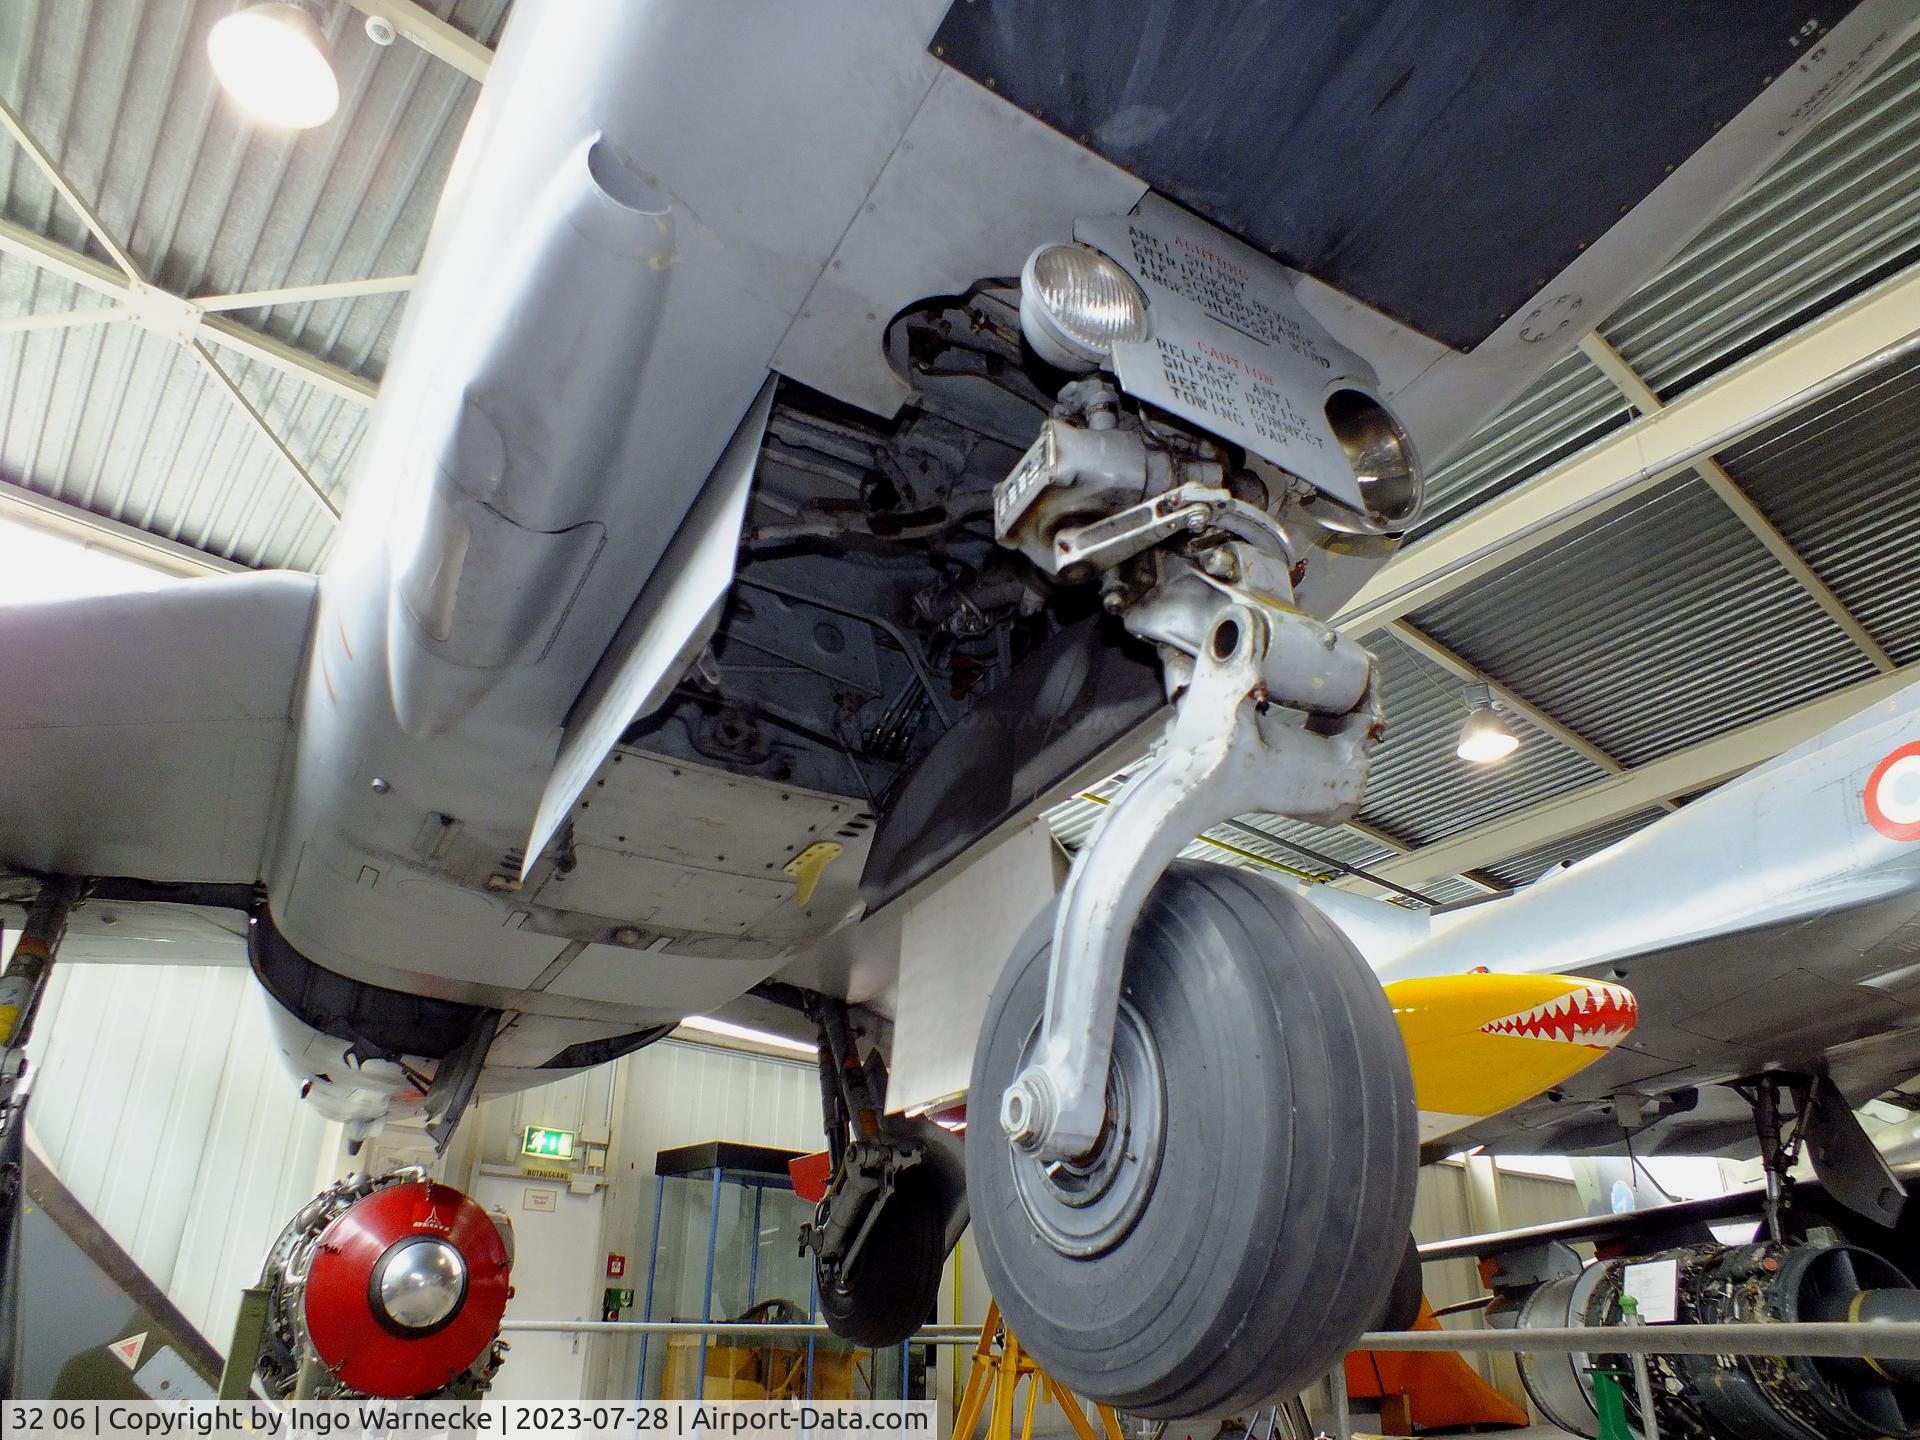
[5,0,1920,1418]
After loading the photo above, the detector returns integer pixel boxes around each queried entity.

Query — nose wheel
[967,862,1416,1419]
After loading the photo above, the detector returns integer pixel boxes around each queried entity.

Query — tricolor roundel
[1866,742,1920,842]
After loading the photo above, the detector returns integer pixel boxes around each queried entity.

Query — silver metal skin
[1,0,1916,1154]
[375,1239,468,1331]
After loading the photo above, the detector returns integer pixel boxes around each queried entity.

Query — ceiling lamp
[1457,691,1519,765]
[208,2,340,130]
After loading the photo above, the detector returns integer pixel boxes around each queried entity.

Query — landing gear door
[885,818,1066,1117]
[1077,195,1378,514]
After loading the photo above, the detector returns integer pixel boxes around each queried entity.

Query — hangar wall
[22,960,344,1352]
[459,1038,824,1399]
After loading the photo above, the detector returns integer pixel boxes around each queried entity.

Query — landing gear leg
[970,385,1421,1412]
[1736,1072,1907,1236]
[0,875,82,1127]
[1737,1076,1809,1243]
[967,548,1416,1415]
[801,997,957,1348]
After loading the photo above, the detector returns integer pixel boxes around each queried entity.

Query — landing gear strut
[800,997,959,1348]
[0,875,82,1128]
[968,379,1419,1416]
[1734,1072,1906,1236]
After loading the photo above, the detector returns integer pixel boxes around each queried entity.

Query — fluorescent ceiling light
[678,1015,818,1058]
[0,518,182,604]
[208,2,340,130]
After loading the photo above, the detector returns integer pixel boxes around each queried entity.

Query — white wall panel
[24,962,340,1351]
[469,1039,823,1399]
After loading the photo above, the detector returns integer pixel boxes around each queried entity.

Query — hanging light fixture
[208,2,340,130]
[1457,686,1519,765]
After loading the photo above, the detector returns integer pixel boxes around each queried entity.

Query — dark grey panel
[931,1,1855,349]
[13,1148,221,1401]
[860,617,1163,907]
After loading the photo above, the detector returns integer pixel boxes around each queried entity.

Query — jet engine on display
[1504,1238,1920,1440]
[254,1171,512,1400]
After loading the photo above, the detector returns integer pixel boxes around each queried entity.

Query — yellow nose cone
[1385,973,1639,1143]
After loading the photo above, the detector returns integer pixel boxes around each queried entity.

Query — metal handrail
[1354,1321,1920,1359]
[502,1317,1920,1361]
[503,1320,982,1344]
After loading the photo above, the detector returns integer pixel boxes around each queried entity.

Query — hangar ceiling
[2,3,1919,909]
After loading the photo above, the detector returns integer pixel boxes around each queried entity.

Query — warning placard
[1078,196,1373,513]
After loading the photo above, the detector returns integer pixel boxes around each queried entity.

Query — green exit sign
[522,1126,576,1160]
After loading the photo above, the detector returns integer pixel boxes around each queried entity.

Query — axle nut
[1001,1073,1054,1150]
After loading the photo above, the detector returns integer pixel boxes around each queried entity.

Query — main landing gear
[800,997,963,1348]
[1734,1071,1908,1239]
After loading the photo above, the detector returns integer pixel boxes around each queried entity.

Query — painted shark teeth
[1480,983,1639,1050]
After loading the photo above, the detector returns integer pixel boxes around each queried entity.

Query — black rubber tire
[967,861,1417,1419]
[1376,1232,1426,1332]
[817,1170,944,1348]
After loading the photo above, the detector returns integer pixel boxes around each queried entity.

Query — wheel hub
[1010,996,1165,1257]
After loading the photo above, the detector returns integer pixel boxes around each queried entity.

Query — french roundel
[1865,742,1920,842]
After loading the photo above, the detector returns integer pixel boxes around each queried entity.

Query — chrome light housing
[1457,699,1519,764]
[1324,388,1423,532]
[1020,243,1150,371]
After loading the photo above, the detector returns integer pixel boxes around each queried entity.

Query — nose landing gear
[973,378,1421,1415]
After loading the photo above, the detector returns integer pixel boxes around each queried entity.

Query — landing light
[1019,243,1149,371]
[208,2,340,131]
[1457,699,1519,765]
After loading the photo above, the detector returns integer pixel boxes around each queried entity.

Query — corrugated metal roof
[1717,348,1920,666]
[1420,875,1494,909]
[1601,29,1920,396]
[1409,28,1920,536]
[1412,349,1631,537]
[1354,631,1610,846]
[0,0,507,569]
[1407,472,1880,769]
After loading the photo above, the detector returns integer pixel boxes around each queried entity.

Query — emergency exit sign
[522,1126,576,1160]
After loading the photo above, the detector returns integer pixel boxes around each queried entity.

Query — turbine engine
[1513,1238,1920,1440]
[257,1169,513,1399]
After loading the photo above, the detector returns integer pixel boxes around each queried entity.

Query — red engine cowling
[300,1179,512,1398]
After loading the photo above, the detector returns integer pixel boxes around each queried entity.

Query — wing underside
[0,571,316,887]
